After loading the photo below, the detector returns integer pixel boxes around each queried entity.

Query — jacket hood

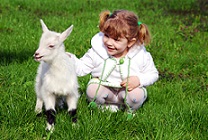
[91,32,144,59]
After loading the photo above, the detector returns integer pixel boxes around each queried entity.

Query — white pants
[86,83,147,111]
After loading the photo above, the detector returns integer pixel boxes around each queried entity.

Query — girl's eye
[114,38,120,41]
[104,34,109,38]
[48,45,54,48]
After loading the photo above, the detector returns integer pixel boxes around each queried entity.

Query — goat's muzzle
[34,52,43,61]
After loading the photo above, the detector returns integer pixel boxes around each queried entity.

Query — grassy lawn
[0,0,207,139]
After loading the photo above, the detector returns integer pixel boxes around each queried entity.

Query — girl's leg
[86,84,118,104]
[118,87,147,110]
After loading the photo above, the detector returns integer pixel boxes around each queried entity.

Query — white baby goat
[34,19,79,131]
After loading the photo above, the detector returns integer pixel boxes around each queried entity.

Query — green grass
[0,0,208,139]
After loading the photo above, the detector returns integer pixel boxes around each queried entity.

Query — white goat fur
[34,20,79,129]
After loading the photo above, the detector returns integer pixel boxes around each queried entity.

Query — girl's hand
[120,76,140,91]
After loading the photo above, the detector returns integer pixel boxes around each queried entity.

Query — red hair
[99,10,151,45]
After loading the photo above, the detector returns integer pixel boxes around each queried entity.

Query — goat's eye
[48,45,54,48]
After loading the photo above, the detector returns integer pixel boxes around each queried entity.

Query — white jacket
[72,32,159,87]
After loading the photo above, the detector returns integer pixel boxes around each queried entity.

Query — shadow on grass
[0,50,35,65]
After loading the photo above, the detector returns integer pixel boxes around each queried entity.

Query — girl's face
[103,34,135,58]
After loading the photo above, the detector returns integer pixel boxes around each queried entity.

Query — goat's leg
[43,94,56,131]
[35,97,43,115]
[45,109,56,132]
[66,95,78,123]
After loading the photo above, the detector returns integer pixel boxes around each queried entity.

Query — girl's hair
[99,10,151,45]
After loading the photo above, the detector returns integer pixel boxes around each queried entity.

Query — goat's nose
[34,52,39,57]
[34,52,39,56]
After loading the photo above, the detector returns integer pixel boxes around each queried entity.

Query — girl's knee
[86,84,98,100]
[129,88,146,101]
[126,88,147,110]
[86,84,110,104]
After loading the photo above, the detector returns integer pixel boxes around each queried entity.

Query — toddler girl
[71,10,159,113]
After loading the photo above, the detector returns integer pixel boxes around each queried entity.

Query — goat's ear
[40,19,49,32]
[59,25,73,42]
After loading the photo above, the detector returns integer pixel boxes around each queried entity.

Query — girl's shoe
[100,104,119,112]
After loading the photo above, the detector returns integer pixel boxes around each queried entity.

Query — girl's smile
[106,46,116,52]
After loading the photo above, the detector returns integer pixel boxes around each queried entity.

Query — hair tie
[138,21,142,26]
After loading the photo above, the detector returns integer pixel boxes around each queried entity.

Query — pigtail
[99,10,111,32]
[138,23,151,45]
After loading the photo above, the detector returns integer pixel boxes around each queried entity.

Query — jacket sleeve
[137,52,159,87]
[70,49,95,77]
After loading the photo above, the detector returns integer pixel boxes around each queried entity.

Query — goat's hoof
[72,117,77,123]
[46,109,56,124]
[35,109,42,115]
[72,122,80,128]
[36,112,43,117]
[68,109,77,123]
[46,123,54,132]
[35,110,43,117]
